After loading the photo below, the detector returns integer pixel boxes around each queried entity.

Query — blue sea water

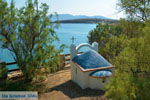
[55,23,96,53]
[0,23,96,70]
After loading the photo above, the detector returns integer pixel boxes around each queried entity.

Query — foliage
[88,23,124,59]
[101,35,129,60]
[106,71,137,100]
[118,19,144,37]
[88,22,133,60]
[88,1,150,99]
[118,0,150,21]
[103,1,150,99]
[0,0,63,81]
[0,79,46,93]
[88,18,145,60]
[88,23,122,45]
[106,21,150,100]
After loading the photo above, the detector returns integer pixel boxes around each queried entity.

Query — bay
[0,23,96,70]
[55,23,96,54]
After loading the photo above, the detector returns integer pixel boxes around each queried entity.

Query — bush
[106,21,150,100]
[88,23,122,46]
[101,35,129,60]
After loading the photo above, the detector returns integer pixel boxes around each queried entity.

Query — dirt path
[39,68,107,100]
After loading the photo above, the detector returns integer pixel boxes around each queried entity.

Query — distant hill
[57,18,118,24]
[51,14,111,21]
[50,14,117,24]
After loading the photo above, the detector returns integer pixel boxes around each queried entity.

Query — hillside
[51,14,111,21]
[55,18,118,24]
[51,14,117,24]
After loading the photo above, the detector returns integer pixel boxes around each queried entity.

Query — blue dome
[90,70,112,77]
[72,50,112,69]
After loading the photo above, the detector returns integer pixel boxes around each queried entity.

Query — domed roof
[72,50,112,70]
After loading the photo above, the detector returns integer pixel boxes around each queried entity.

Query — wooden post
[0,61,7,80]
[60,54,66,69]
[0,61,6,68]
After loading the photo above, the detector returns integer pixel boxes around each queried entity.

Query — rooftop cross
[71,36,76,44]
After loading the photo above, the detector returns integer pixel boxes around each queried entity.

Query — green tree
[106,21,150,100]
[118,0,150,21]
[88,23,122,47]
[88,23,130,60]
[0,0,62,81]
[87,0,150,99]
[88,19,144,61]
[118,19,144,38]
[104,0,150,99]
[101,35,129,60]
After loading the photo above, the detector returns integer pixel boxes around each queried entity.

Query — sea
[0,23,96,70]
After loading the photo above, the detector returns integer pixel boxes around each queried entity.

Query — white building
[70,42,114,90]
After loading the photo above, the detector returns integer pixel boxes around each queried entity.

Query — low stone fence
[0,52,83,79]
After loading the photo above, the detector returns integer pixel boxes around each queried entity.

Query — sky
[7,0,125,19]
